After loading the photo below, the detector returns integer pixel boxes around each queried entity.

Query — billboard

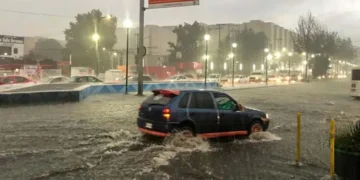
[148,0,199,9]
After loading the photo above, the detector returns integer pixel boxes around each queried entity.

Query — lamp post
[204,34,210,89]
[264,48,270,85]
[288,52,293,84]
[231,43,237,87]
[266,53,273,85]
[92,33,100,76]
[123,18,133,94]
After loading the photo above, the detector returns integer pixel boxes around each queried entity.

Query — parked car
[137,89,270,138]
[0,75,37,91]
[267,75,281,83]
[69,76,103,83]
[207,74,221,82]
[42,76,69,84]
[248,72,265,83]
[127,75,153,82]
[232,75,248,83]
[0,75,36,85]
[168,75,190,82]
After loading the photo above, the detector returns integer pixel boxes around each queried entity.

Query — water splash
[248,132,282,142]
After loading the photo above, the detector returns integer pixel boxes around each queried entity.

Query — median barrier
[0,82,219,105]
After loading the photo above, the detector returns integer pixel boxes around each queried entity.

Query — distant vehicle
[350,68,360,98]
[0,75,36,91]
[248,72,265,83]
[232,75,248,83]
[69,76,103,83]
[267,75,281,83]
[42,76,69,84]
[220,75,231,83]
[184,74,195,80]
[104,69,125,82]
[290,74,303,82]
[137,89,270,138]
[0,75,35,85]
[168,75,190,82]
[207,74,221,82]
[127,75,153,82]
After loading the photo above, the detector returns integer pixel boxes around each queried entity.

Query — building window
[14,48,18,54]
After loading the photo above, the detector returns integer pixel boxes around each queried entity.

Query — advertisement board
[148,0,199,9]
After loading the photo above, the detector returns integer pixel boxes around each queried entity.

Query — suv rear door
[188,92,219,135]
[139,90,179,122]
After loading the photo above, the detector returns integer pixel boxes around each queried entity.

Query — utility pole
[137,0,145,96]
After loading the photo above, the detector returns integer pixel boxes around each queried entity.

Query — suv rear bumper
[137,117,179,137]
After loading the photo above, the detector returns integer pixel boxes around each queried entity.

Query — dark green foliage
[64,9,117,72]
[335,121,360,154]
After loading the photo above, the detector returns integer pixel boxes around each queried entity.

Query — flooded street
[1,79,358,180]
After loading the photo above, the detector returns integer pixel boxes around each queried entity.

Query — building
[113,20,293,70]
[0,35,25,59]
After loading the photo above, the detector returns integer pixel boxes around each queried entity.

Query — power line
[0,8,72,18]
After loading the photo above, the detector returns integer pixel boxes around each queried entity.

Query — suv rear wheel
[173,126,195,138]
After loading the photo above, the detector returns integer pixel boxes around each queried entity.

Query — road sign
[148,0,199,9]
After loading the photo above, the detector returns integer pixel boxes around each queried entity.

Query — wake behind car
[137,89,270,138]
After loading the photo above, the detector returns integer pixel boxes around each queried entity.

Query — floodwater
[1,79,358,180]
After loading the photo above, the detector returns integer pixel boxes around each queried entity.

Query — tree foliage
[218,28,267,74]
[64,9,117,71]
[292,12,357,77]
[167,21,206,63]
[31,38,63,61]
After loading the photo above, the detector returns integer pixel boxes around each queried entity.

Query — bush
[335,121,360,154]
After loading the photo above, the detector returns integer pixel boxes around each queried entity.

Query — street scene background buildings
[1,19,293,70]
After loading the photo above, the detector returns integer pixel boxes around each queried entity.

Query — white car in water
[168,75,190,82]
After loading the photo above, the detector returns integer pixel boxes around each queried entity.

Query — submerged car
[137,89,270,138]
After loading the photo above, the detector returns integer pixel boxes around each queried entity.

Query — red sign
[148,0,199,9]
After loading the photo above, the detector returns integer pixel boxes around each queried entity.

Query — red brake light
[163,108,171,120]
[138,105,142,110]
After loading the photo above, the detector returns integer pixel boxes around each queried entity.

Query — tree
[64,9,117,72]
[292,12,320,79]
[31,38,63,61]
[167,21,206,64]
[234,28,267,75]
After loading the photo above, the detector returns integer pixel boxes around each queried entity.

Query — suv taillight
[163,108,171,121]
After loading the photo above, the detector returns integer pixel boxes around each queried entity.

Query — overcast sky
[1,0,359,44]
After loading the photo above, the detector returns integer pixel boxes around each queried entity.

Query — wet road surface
[1,79,358,180]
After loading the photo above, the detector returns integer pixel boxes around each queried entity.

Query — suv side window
[213,93,238,111]
[178,93,190,108]
[189,92,215,109]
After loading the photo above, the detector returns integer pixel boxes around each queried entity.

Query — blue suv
[137,89,270,138]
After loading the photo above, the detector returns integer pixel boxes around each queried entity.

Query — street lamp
[287,52,293,84]
[204,34,210,89]
[92,33,100,41]
[92,33,100,76]
[123,18,133,94]
[231,43,237,87]
[265,53,273,85]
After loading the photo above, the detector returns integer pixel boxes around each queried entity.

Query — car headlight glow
[266,113,269,118]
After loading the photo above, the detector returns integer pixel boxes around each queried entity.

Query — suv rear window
[143,94,173,105]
